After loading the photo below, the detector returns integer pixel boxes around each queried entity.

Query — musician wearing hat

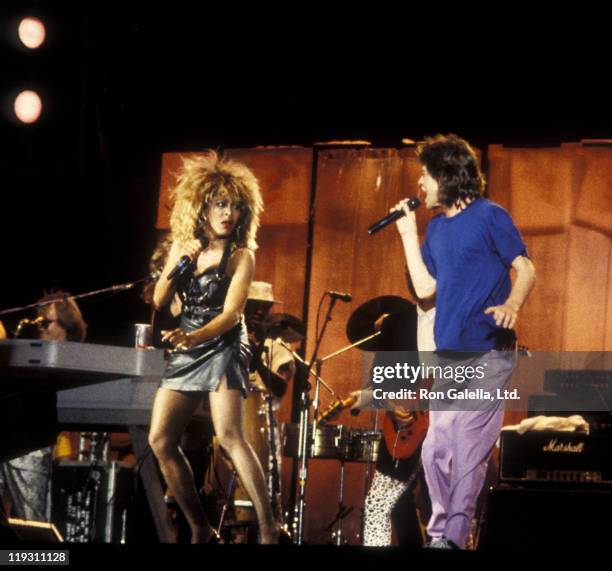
[244,281,304,515]
[246,281,302,398]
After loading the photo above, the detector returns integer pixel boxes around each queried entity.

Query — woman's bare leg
[209,377,277,543]
[148,387,213,543]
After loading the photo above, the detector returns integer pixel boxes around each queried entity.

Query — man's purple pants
[421,350,516,548]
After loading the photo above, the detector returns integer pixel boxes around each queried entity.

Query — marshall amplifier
[499,430,612,487]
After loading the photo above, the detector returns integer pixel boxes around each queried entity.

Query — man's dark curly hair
[417,134,485,208]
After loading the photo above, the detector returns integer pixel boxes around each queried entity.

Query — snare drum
[283,423,350,460]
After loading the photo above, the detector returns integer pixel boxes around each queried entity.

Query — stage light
[14,90,43,124]
[18,17,46,49]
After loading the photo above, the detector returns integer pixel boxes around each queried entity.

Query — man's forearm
[506,258,536,311]
[401,232,437,299]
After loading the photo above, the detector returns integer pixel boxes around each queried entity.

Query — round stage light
[18,17,46,49]
[14,90,43,124]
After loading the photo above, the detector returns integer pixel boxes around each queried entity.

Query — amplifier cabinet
[481,487,612,549]
[52,461,133,543]
[499,430,612,487]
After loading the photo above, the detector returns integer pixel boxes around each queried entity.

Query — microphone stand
[0,274,157,317]
[292,294,338,544]
[284,326,383,543]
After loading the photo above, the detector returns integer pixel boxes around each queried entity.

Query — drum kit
[247,294,422,544]
[283,423,381,464]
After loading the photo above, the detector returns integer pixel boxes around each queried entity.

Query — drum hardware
[260,345,285,526]
[215,469,238,540]
[345,296,414,352]
[326,461,354,546]
[289,292,347,545]
[276,339,338,398]
[316,394,358,424]
[283,424,350,460]
[346,429,382,463]
[279,301,383,543]
[280,293,416,544]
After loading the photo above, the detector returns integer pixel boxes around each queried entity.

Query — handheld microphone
[167,256,194,281]
[367,197,421,235]
[327,291,352,302]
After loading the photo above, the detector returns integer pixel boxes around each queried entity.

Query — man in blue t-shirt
[393,134,535,549]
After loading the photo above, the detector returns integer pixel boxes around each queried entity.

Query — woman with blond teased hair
[148,151,280,543]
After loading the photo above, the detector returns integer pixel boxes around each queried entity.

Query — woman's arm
[163,248,254,349]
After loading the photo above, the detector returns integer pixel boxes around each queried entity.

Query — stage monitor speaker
[480,486,612,549]
[7,519,63,543]
[1,513,19,544]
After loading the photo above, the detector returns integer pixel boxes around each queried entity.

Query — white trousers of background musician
[363,470,409,546]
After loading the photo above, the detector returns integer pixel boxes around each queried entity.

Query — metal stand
[215,470,238,538]
[261,343,285,523]
[325,460,354,546]
[359,411,380,543]
[0,275,156,318]
[284,318,381,544]
[292,295,337,544]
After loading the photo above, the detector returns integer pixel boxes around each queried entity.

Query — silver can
[134,323,153,349]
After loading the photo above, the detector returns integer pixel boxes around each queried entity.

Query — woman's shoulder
[230,247,255,261]
[227,247,255,273]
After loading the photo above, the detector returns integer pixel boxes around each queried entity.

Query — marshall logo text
[542,439,585,454]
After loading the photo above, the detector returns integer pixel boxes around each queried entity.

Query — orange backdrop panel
[303,146,436,544]
[574,145,612,234]
[489,141,612,354]
[488,145,574,233]
[563,225,610,350]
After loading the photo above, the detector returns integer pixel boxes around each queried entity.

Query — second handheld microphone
[367,197,421,235]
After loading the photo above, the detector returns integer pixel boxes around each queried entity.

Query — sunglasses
[38,318,59,329]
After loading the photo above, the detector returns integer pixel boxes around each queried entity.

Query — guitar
[317,391,429,462]
[383,408,428,461]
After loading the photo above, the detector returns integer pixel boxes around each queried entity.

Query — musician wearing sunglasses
[1,291,87,523]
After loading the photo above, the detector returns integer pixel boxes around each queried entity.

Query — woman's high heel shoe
[206,529,221,545]
[277,525,292,545]
[259,522,292,545]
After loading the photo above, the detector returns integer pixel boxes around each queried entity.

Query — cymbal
[346,296,416,351]
[262,313,306,342]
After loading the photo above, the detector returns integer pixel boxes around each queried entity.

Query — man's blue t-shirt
[421,198,528,351]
